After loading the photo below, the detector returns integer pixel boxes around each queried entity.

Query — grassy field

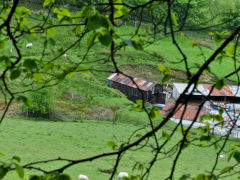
[0,117,239,180]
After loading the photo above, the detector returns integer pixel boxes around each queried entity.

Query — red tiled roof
[202,84,234,97]
[161,103,210,121]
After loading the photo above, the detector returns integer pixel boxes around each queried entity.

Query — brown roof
[202,84,234,97]
[161,103,210,121]
[107,73,157,91]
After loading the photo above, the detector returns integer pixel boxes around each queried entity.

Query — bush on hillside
[23,88,53,118]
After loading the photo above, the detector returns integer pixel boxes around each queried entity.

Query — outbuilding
[107,73,165,104]
[172,83,240,104]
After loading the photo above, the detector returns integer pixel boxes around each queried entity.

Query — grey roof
[173,83,240,97]
[173,83,209,96]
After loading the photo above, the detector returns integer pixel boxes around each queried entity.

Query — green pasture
[2,17,238,84]
[0,117,239,180]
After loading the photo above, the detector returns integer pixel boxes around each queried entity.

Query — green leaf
[181,32,185,40]
[29,29,36,37]
[15,164,24,179]
[57,174,71,180]
[162,130,170,140]
[16,95,32,107]
[132,41,143,50]
[209,32,215,36]
[171,13,178,27]
[0,56,10,63]
[20,17,28,27]
[158,64,171,78]
[23,59,38,71]
[158,64,166,72]
[107,140,116,149]
[29,175,41,180]
[225,45,235,55]
[56,73,66,81]
[0,152,5,157]
[76,65,89,73]
[215,79,226,90]
[47,27,56,37]
[135,99,143,112]
[87,33,97,48]
[179,173,191,180]
[99,34,112,46]
[219,108,224,115]
[121,6,130,15]
[162,74,172,83]
[33,73,43,82]
[188,40,198,48]
[233,151,240,163]
[220,166,232,174]
[53,8,64,21]
[43,63,54,73]
[0,166,9,179]
[200,135,211,142]
[12,156,21,163]
[43,0,55,7]
[149,107,160,119]
[10,69,21,80]
[114,10,123,18]
[228,151,234,162]
[195,173,208,180]
[55,8,71,20]
[114,0,123,10]
[214,34,222,43]
[87,14,109,31]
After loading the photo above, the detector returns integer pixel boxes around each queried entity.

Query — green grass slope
[0,118,239,180]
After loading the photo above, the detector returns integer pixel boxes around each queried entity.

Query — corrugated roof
[202,84,234,96]
[173,83,239,97]
[161,103,210,121]
[162,103,240,127]
[173,83,209,96]
[107,73,156,91]
[228,86,240,97]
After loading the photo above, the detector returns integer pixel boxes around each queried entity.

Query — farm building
[162,102,240,126]
[161,103,240,136]
[161,103,210,121]
[173,83,240,104]
[107,73,165,104]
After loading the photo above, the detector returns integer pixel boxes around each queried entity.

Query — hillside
[3,19,238,122]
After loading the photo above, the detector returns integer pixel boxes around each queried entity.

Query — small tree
[24,88,53,118]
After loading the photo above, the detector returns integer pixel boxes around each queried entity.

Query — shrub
[24,88,53,118]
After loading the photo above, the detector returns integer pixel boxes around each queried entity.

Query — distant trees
[17,0,240,31]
